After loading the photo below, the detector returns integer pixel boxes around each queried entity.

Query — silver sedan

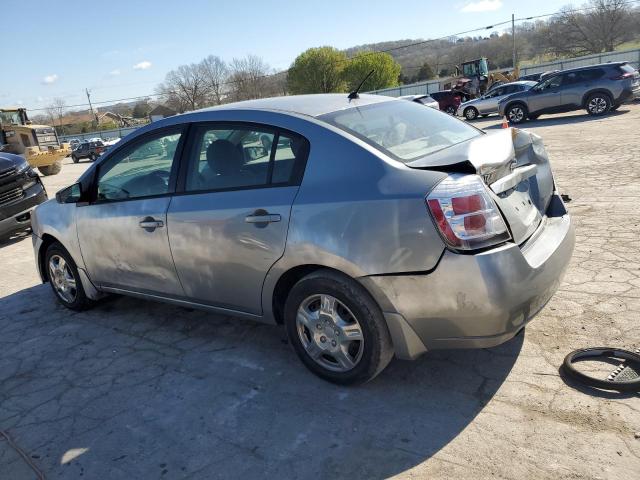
[457,81,537,120]
[32,93,574,384]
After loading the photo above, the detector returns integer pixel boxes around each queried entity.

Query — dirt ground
[1,105,639,479]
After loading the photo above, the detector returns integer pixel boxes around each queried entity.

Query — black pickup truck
[0,152,47,239]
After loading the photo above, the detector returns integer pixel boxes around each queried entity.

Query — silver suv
[32,94,574,384]
[457,80,537,120]
[499,62,640,123]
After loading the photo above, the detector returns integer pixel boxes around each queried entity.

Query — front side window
[319,100,482,163]
[97,130,182,201]
[537,75,563,90]
[185,126,307,192]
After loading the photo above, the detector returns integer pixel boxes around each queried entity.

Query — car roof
[545,62,628,76]
[198,93,395,118]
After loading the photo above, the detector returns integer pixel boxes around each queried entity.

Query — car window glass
[272,134,302,184]
[538,75,562,90]
[563,72,579,85]
[186,127,272,191]
[97,131,181,201]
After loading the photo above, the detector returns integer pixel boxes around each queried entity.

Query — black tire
[284,269,394,385]
[38,160,62,176]
[463,106,479,121]
[72,154,79,163]
[506,103,528,124]
[445,105,457,115]
[45,242,93,311]
[90,153,97,161]
[585,92,611,116]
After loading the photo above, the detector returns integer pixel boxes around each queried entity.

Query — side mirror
[56,182,82,204]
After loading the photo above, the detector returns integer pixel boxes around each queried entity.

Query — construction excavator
[0,107,70,175]
[448,58,520,101]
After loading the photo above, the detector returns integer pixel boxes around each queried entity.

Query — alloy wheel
[48,255,77,303]
[588,97,608,114]
[296,294,364,372]
[464,108,477,120]
[508,106,525,123]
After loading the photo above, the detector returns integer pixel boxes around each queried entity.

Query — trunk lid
[408,128,554,244]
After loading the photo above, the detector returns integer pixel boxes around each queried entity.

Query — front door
[528,74,565,114]
[167,124,308,315]
[76,127,186,296]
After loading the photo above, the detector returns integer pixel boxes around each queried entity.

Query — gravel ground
[1,105,639,479]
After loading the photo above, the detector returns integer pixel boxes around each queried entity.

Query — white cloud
[109,69,121,76]
[42,74,59,84]
[133,61,152,70]
[460,0,503,13]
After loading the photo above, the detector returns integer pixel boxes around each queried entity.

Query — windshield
[0,111,22,125]
[319,100,482,163]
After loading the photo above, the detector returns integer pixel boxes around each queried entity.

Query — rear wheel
[586,93,611,116]
[463,107,479,120]
[506,103,528,124]
[90,153,97,161]
[284,270,393,385]
[45,242,92,311]
[38,160,62,176]
[445,105,457,115]
[72,154,79,163]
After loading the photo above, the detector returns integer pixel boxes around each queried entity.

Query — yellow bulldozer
[447,58,520,101]
[0,107,70,175]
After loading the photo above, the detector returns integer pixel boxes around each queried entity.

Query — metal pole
[512,13,516,69]
[86,88,99,127]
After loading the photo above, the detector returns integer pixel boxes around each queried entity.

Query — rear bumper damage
[362,194,574,359]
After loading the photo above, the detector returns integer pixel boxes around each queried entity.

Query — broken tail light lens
[426,174,511,250]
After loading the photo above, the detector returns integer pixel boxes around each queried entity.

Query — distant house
[148,105,177,122]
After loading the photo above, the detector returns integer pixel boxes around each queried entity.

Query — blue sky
[3,0,566,112]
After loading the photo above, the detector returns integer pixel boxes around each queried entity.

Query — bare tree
[227,55,271,102]
[45,97,67,134]
[548,0,634,55]
[200,55,228,105]
[157,63,209,113]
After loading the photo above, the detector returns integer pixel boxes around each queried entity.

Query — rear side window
[319,100,482,163]
[184,125,308,192]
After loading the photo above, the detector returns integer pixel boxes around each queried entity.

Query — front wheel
[45,242,93,311]
[464,107,479,120]
[586,93,611,116]
[284,270,393,385]
[506,104,528,124]
[38,160,62,176]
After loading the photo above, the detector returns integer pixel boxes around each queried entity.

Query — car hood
[0,152,25,170]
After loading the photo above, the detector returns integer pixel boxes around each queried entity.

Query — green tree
[288,46,347,94]
[415,62,435,81]
[342,51,401,92]
[132,101,151,118]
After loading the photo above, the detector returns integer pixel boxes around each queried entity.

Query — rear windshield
[319,100,481,163]
[620,63,637,74]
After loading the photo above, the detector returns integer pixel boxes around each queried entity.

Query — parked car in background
[499,62,640,124]
[71,140,105,163]
[103,137,121,147]
[518,70,560,82]
[32,93,574,384]
[0,152,47,239]
[457,81,537,120]
[67,138,80,149]
[398,94,439,109]
[429,90,463,115]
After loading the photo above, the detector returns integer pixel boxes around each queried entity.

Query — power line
[26,0,640,112]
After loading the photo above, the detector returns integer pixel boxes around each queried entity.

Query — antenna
[348,70,375,100]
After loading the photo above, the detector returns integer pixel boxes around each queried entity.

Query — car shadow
[0,285,522,479]
[0,229,31,248]
[482,109,630,130]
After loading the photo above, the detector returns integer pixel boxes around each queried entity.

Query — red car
[429,91,463,115]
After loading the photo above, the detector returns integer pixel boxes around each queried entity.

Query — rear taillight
[610,72,634,80]
[426,174,511,251]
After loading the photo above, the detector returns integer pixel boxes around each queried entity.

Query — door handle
[139,217,164,230]
[245,213,281,224]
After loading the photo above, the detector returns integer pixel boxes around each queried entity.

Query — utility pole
[85,88,99,127]
[512,13,517,70]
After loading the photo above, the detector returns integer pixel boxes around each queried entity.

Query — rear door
[562,69,604,108]
[167,123,309,315]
